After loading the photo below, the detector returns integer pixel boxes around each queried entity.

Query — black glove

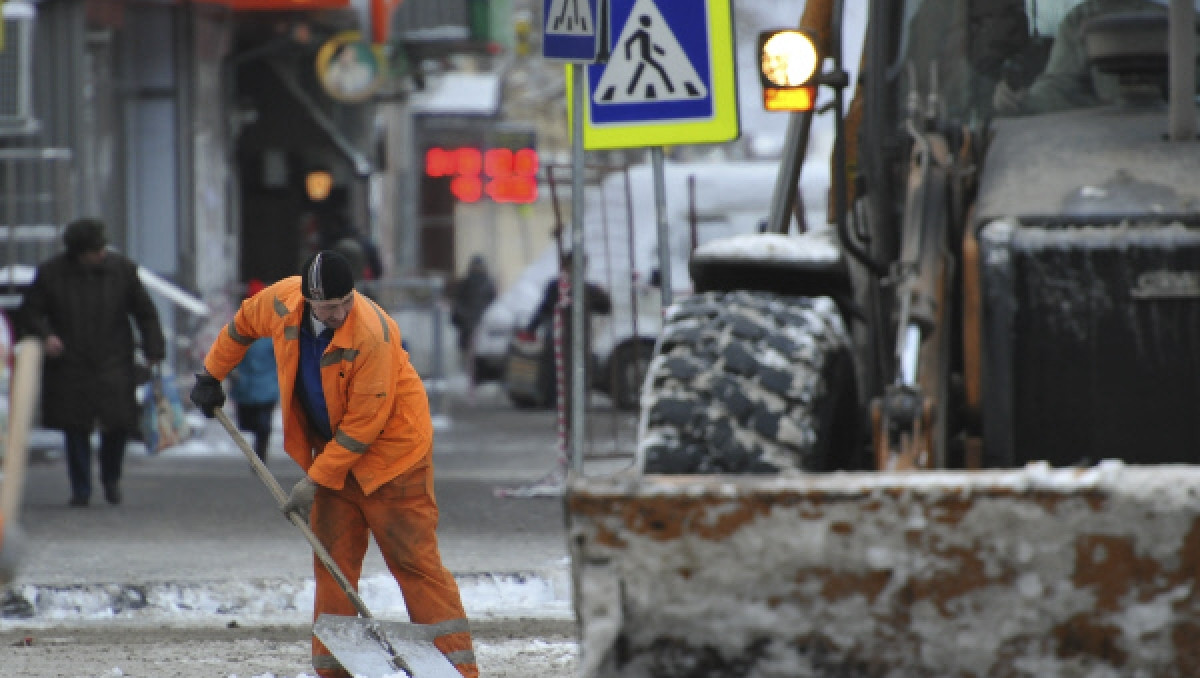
[189,373,225,418]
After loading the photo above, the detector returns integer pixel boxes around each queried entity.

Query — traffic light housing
[758,29,820,112]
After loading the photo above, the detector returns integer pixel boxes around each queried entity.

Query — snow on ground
[5,629,578,678]
[1,567,572,632]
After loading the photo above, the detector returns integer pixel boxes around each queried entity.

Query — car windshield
[893,0,1174,124]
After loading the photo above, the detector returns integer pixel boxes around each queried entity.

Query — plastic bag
[140,372,190,454]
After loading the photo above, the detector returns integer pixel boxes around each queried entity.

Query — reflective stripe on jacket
[204,277,432,494]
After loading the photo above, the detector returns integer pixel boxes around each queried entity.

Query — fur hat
[300,250,355,301]
[63,218,108,257]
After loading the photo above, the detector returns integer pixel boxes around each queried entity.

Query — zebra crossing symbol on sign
[593,0,706,104]
[570,0,738,149]
[543,0,602,62]
[545,0,592,36]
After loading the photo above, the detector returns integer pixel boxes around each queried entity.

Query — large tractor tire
[639,291,862,474]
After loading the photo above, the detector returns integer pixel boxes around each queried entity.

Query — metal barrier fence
[372,276,452,415]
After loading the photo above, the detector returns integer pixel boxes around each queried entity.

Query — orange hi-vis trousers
[308,462,478,678]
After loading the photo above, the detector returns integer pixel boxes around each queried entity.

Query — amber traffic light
[758,29,820,112]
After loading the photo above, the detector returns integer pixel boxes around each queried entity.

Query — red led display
[456,148,483,177]
[484,148,512,178]
[451,176,483,203]
[486,177,537,204]
[424,146,538,204]
[512,149,538,176]
[425,147,455,177]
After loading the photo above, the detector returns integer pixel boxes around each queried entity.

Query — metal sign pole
[544,0,603,475]
[651,147,672,310]
[570,63,588,473]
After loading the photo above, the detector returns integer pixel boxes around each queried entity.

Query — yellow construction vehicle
[568,0,1200,675]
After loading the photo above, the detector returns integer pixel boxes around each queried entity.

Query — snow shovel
[213,408,461,678]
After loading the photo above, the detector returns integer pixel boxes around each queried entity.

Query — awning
[87,0,352,28]
[227,0,349,10]
[225,0,401,45]
[410,72,501,116]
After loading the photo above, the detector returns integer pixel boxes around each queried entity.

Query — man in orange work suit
[190,250,478,678]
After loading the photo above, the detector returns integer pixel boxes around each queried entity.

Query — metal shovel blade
[314,614,462,678]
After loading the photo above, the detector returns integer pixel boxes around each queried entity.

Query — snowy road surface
[3,621,577,678]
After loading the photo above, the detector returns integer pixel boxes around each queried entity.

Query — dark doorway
[230,42,368,288]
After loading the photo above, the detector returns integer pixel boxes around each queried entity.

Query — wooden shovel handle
[1,338,43,522]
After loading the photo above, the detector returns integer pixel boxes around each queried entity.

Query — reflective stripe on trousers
[309,463,478,678]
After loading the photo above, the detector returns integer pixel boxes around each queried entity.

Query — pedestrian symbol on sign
[594,0,706,104]
[576,0,738,149]
[546,0,593,36]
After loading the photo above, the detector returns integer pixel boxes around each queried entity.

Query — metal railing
[373,276,451,415]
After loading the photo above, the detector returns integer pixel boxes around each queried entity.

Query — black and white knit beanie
[300,250,355,301]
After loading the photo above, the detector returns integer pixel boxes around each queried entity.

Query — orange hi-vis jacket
[204,277,432,494]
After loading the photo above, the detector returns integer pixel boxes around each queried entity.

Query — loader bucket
[566,464,1200,677]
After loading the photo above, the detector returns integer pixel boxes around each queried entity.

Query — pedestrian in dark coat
[20,218,166,507]
[450,255,497,398]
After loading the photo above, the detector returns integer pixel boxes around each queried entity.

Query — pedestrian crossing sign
[569,0,738,149]
[543,0,602,62]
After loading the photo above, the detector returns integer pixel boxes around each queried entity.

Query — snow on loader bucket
[567,464,1200,677]
[214,409,460,678]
